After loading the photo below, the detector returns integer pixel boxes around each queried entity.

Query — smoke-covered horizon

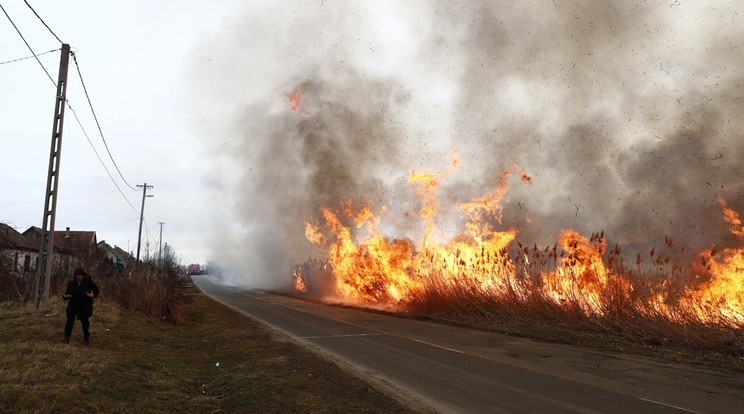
[190,1,744,288]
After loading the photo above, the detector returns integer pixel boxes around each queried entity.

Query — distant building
[0,223,37,274]
[98,240,131,267]
[22,226,97,271]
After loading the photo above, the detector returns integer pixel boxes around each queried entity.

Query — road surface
[193,275,744,414]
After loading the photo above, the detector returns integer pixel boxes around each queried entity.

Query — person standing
[62,267,100,345]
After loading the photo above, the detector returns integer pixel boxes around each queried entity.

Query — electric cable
[4,3,155,256]
[2,4,140,216]
[60,195,128,220]
[0,3,56,87]
[71,52,138,192]
[0,189,123,207]
[65,101,140,215]
[0,48,59,66]
[97,217,139,233]
[23,0,63,43]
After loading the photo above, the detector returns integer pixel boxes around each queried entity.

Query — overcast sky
[1,1,240,264]
[2,1,743,289]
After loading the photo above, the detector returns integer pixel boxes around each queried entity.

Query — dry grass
[94,262,187,322]
[0,282,417,413]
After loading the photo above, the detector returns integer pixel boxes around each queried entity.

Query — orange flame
[298,158,744,327]
[542,230,610,315]
[288,88,303,112]
[678,197,744,324]
[317,204,418,304]
[305,222,326,245]
[293,270,307,293]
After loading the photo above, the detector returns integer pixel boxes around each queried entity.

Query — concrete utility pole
[135,183,153,261]
[157,221,165,266]
[35,44,71,308]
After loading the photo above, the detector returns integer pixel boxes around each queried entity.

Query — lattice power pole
[35,44,71,308]
[136,183,154,261]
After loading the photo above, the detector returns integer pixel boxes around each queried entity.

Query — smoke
[190,1,744,288]
[438,1,744,250]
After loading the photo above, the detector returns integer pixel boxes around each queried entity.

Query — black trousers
[64,309,90,339]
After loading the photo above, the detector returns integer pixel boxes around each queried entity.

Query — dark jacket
[63,277,100,316]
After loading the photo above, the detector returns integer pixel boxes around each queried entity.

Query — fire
[296,157,744,328]
[288,88,303,112]
[679,197,744,324]
[718,196,744,240]
[303,155,523,305]
[315,202,419,304]
[305,222,325,245]
[407,151,461,248]
[293,270,307,293]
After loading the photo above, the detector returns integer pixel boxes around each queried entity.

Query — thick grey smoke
[443,1,744,251]
[191,1,744,287]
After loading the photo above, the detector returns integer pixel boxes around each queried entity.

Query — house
[58,227,97,258]
[98,240,131,267]
[24,226,97,257]
[0,223,37,274]
[23,226,96,269]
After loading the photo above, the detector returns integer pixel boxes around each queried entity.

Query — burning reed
[291,159,744,362]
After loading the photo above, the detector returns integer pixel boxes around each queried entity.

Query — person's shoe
[83,336,90,346]
[63,336,70,344]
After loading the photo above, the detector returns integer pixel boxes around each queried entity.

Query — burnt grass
[0,282,419,414]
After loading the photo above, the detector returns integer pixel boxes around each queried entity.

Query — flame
[718,196,744,240]
[678,198,744,324]
[317,204,418,304]
[293,270,307,293]
[288,88,303,112]
[305,222,325,245]
[407,151,461,248]
[541,230,612,315]
[297,157,744,328]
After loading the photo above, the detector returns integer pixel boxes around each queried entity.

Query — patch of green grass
[0,287,418,413]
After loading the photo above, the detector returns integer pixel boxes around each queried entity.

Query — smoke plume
[191,1,744,288]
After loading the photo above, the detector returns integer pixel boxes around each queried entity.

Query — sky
[1,1,239,264]
[2,1,743,289]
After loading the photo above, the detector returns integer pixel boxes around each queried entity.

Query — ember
[288,88,303,112]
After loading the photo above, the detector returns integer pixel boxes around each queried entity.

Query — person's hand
[86,291,94,298]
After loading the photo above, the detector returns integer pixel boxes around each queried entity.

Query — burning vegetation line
[292,157,744,333]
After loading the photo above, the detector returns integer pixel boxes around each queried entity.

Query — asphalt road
[193,275,744,414]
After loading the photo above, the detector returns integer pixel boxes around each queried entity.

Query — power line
[0,48,59,66]
[23,0,62,43]
[2,3,139,215]
[65,102,140,215]
[98,216,139,233]
[0,3,56,87]
[71,52,138,191]
[4,2,143,239]
[0,189,122,207]
[60,195,129,220]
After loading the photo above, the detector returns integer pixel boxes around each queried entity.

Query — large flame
[298,157,744,327]
[678,197,744,324]
[542,230,610,315]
